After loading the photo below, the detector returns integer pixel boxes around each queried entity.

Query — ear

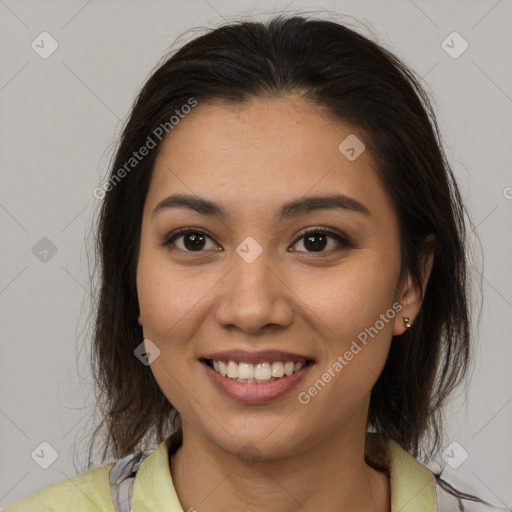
[138,313,143,326]
[393,234,435,336]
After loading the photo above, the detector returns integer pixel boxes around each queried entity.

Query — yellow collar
[131,431,436,511]
[365,432,437,511]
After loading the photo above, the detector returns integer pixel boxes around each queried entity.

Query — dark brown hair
[87,14,473,469]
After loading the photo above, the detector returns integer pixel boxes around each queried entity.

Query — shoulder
[5,462,115,512]
[367,434,508,512]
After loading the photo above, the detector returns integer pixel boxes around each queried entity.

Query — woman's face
[137,95,411,459]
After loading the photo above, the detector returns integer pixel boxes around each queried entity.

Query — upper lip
[199,349,315,365]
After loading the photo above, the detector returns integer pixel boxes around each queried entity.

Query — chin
[200,414,307,461]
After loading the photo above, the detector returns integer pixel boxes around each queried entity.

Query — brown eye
[163,229,219,252]
[303,232,329,252]
[291,228,351,253]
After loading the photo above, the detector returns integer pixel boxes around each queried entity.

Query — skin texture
[136,95,433,512]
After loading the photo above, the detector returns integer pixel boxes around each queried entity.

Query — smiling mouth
[201,358,315,384]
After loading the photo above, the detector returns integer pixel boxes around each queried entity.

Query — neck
[169,418,390,512]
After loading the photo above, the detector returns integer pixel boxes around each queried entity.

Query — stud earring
[403,317,412,328]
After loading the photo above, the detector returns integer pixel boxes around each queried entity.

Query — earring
[403,317,412,328]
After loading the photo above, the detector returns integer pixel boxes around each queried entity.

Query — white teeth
[209,359,309,382]
[284,362,294,376]
[226,360,238,378]
[238,362,254,380]
[254,362,272,380]
[271,361,285,377]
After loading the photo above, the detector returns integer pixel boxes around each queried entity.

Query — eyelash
[161,227,352,254]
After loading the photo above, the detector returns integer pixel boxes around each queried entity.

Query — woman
[6,13,502,512]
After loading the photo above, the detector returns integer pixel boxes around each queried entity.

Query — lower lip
[202,361,314,403]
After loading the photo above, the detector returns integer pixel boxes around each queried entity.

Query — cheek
[293,260,397,430]
[299,252,399,332]
[136,249,222,413]
[292,251,400,383]
[136,248,214,341]
[136,257,206,412]
[148,354,211,433]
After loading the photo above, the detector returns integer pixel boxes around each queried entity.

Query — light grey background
[1,0,511,509]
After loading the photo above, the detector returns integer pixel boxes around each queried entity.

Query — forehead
[146,96,394,222]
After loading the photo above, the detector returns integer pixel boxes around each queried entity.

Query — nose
[214,248,294,334]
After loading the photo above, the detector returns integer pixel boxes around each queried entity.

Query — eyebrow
[152,193,371,220]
